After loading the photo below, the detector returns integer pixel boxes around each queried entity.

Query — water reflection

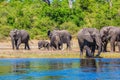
[48,60,73,70]
[0,58,120,80]
[80,58,97,72]
[13,61,30,74]
[81,58,96,68]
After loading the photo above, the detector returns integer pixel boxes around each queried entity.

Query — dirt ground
[0,39,120,58]
[0,39,81,58]
[0,39,79,53]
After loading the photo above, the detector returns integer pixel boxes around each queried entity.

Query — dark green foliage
[0,0,120,39]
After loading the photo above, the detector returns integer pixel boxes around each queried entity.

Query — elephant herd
[9,26,120,57]
[9,29,72,51]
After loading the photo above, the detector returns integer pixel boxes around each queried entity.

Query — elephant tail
[70,35,72,40]
[29,40,34,44]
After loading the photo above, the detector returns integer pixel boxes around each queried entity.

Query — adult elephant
[77,28,102,57]
[100,26,120,52]
[48,30,72,50]
[100,26,115,52]
[9,29,30,50]
[50,33,62,50]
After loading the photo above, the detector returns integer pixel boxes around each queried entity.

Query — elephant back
[58,30,72,43]
[20,30,30,41]
[77,28,101,43]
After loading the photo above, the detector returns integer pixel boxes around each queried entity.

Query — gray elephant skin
[49,33,62,50]
[48,30,72,50]
[100,26,120,52]
[38,40,50,50]
[77,28,102,57]
[9,29,30,50]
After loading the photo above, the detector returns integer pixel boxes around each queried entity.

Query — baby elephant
[38,40,50,50]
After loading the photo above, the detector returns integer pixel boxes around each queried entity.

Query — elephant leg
[118,45,120,52]
[25,42,30,50]
[25,43,27,49]
[78,40,84,56]
[46,44,50,50]
[16,45,20,50]
[80,45,84,56]
[110,40,115,52]
[16,39,21,50]
[91,45,95,57]
[44,45,48,50]
[104,41,108,52]
[58,44,62,50]
[103,41,108,52]
[57,44,59,50]
[53,44,57,50]
[67,42,71,50]
[15,40,18,50]
[117,42,120,52]
[11,39,15,50]
[16,43,20,50]
[85,45,92,57]
[51,44,56,50]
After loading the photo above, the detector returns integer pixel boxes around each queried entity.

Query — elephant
[9,29,30,50]
[38,40,50,50]
[77,28,102,57]
[48,30,72,50]
[100,26,120,52]
[49,33,62,50]
[100,26,115,52]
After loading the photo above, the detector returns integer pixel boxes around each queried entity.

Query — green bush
[60,21,79,35]
[0,25,12,39]
[0,0,120,40]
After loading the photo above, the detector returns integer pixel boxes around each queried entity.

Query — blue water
[0,58,120,80]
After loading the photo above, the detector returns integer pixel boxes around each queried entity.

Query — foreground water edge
[0,58,120,80]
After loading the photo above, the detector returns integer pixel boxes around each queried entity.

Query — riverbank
[0,50,120,58]
[0,40,120,58]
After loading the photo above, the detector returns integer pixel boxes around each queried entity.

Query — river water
[0,58,120,80]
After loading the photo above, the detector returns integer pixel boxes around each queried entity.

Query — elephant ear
[13,29,21,40]
[47,30,51,38]
[13,29,19,35]
[16,30,20,35]
[83,30,93,43]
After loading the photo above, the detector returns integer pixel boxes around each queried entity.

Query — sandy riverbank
[0,40,120,58]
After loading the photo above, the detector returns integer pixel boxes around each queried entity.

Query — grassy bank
[0,51,120,58]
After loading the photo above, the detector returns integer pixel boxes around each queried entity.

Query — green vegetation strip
[0,52,120,58]
[1,0,120,39]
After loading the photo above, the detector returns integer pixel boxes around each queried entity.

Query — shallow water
[0,58,120,80]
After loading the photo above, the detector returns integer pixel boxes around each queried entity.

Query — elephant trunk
[95,36,102,57]
[97,44,102,57]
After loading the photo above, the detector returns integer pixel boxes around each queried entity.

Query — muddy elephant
[9,29,30,50]
[38,40,50,50]
[100,26,120,52]
[48,30,72,50]
[77,28,102,57]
